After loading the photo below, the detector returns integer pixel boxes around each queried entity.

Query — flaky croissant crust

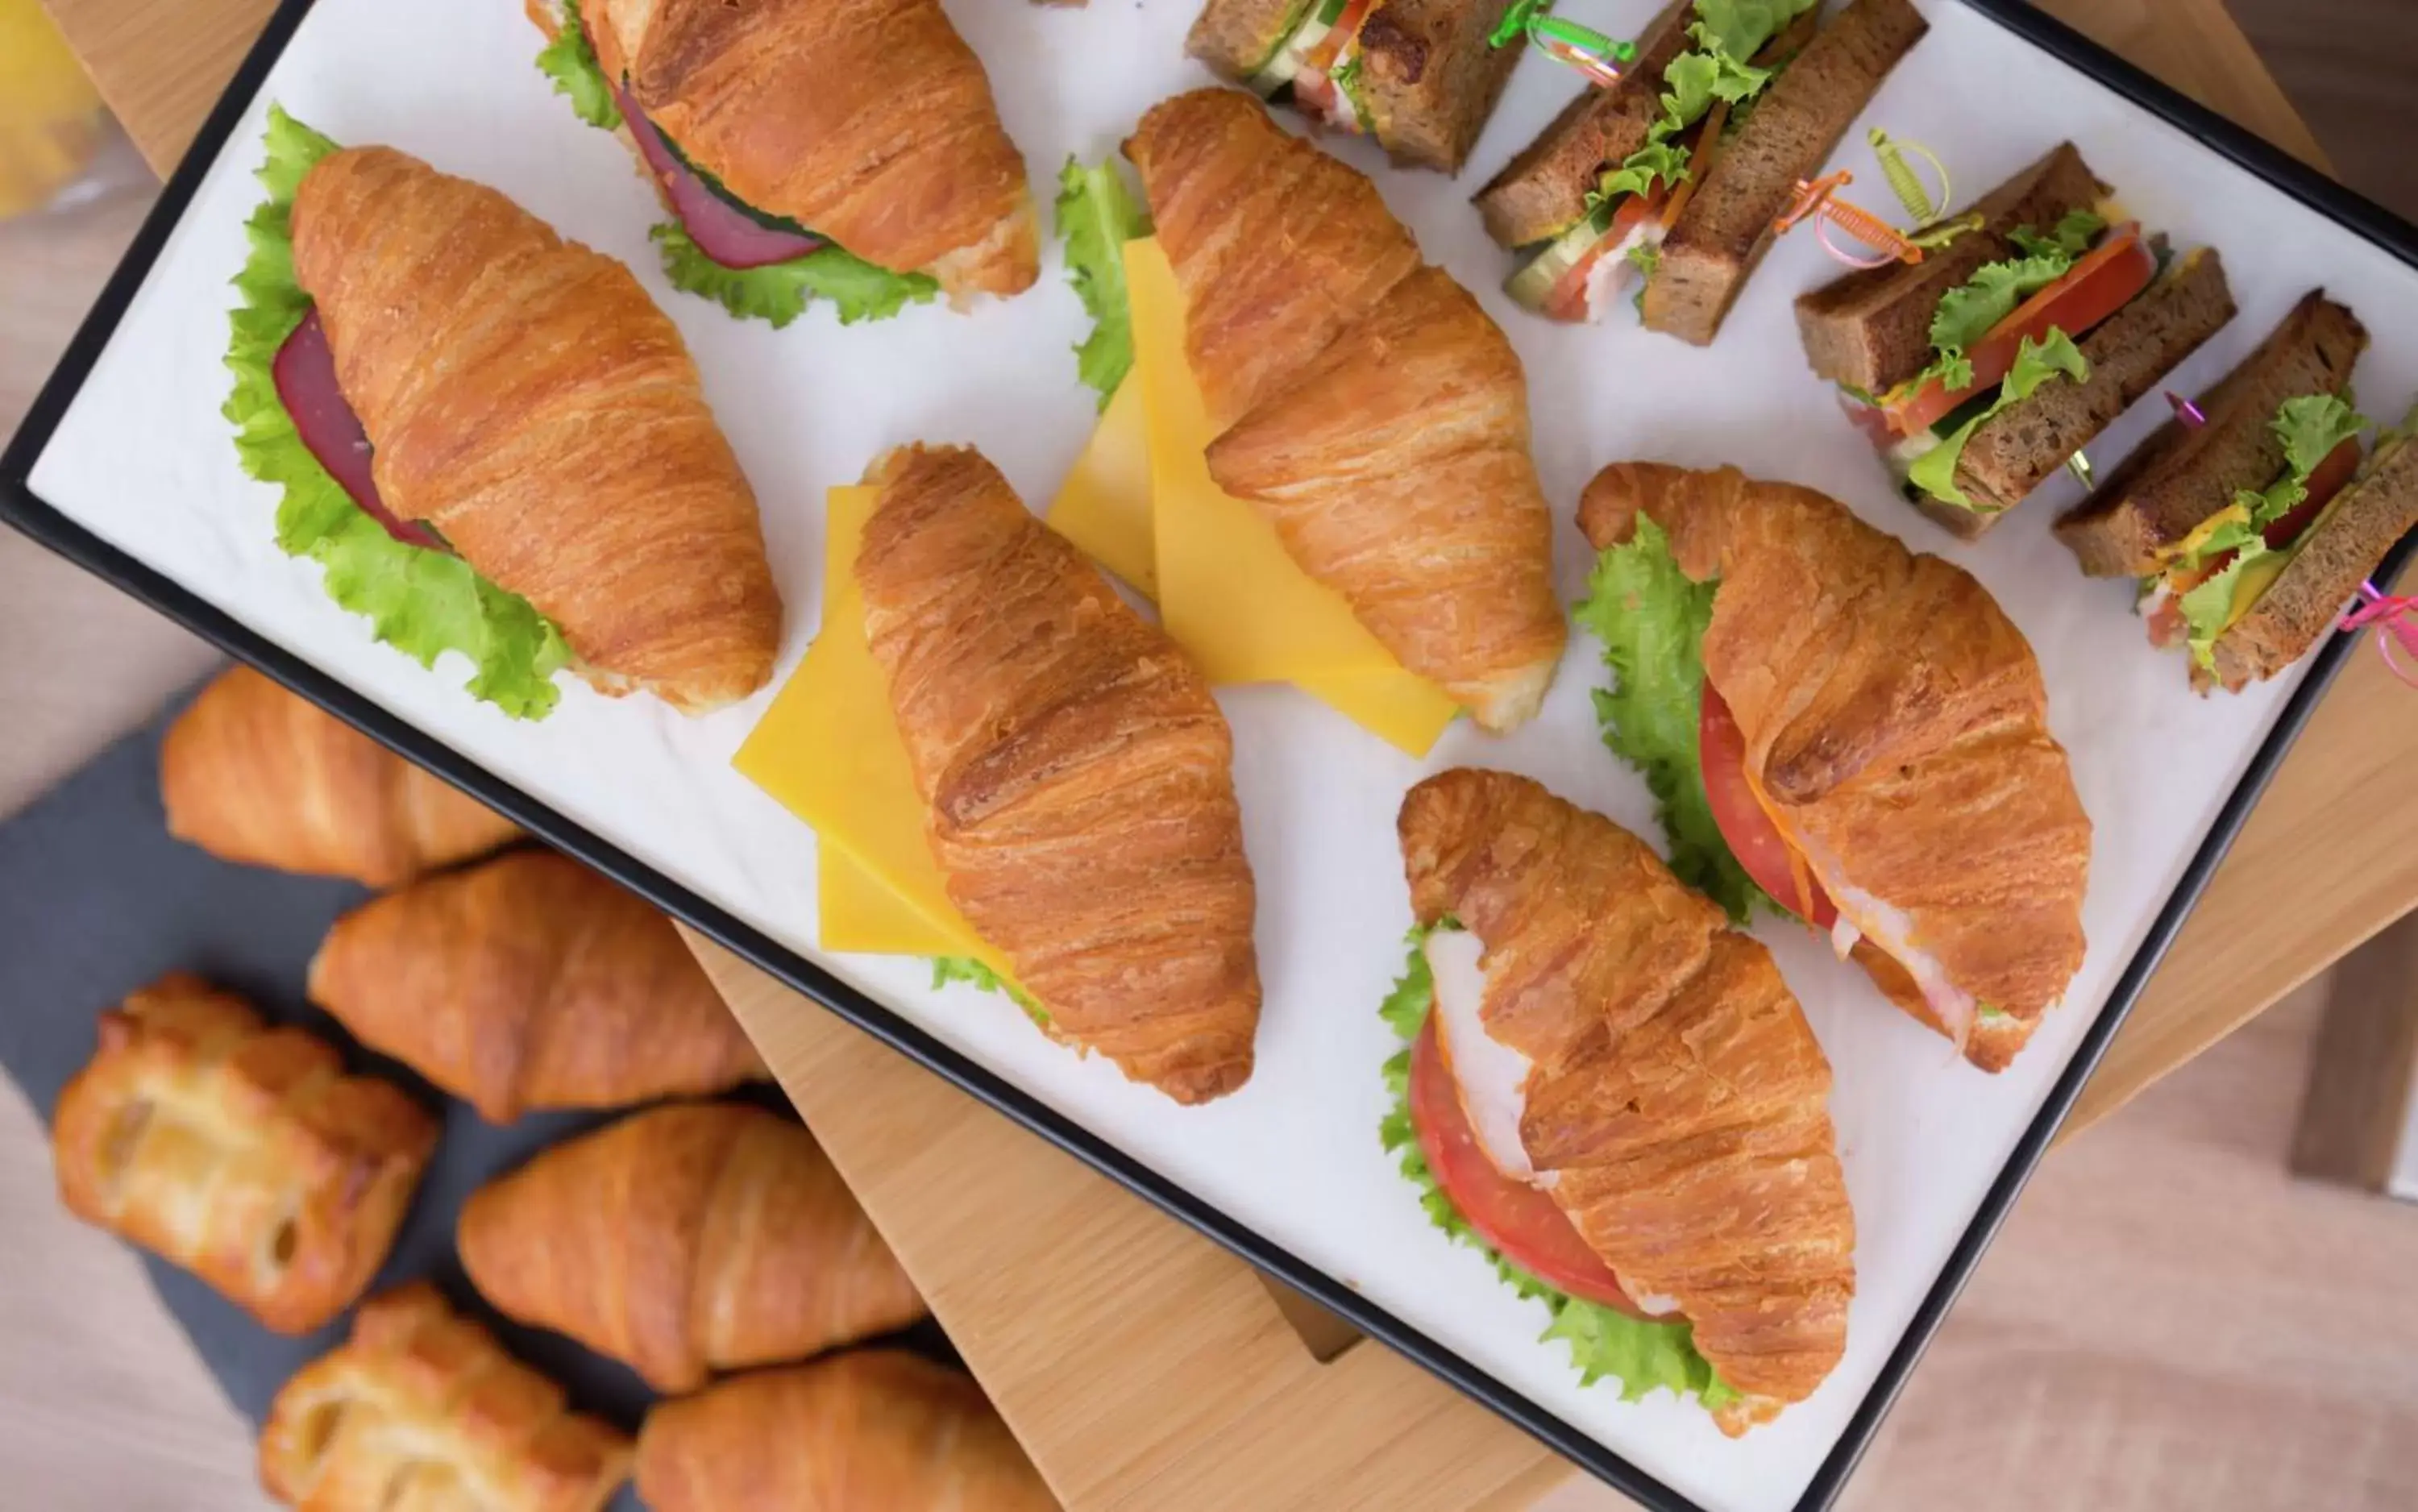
[1125,90,1565,731]
[1398,770,1854,1429]
[583,0,1039,299]
[856,444,1261,1104]
[1578,463,2091,1052]
[291,145,782,713]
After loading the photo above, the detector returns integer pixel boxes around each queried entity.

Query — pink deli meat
[272,310,442,552]
[614,85,825,270]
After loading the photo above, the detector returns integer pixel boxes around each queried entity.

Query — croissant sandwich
[530,0,1038,326]
[459,1103,927,1394]
[1386,769,1854,1433]
[51,973,435,1335]
[307,849,767,1122]
[161,665,517,886]
[1120,89,1565,731]
[260,1282,632,1512]
[1575,463,2092,1071]
[636,1353,1058,1512]
[226,109,781,719]
[857,444,1261,1104]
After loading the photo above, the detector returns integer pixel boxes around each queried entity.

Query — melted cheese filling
[1424,929,1541,1184]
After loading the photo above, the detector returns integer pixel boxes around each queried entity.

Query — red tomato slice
[1700,682,1838,928]
[1884,225,2156,439]
[1406,1014,1653,1318]
[2266,436,2363,548]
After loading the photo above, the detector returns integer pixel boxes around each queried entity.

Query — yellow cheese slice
[1046,373,1156,596]
[732,485,1010,974]
[1055,238,1456,756]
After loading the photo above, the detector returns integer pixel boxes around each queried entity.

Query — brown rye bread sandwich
[1189,0,1529,173]
[2054,291,2369,575]
[1472,0,1925,334]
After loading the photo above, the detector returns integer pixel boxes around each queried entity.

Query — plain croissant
[306,849,767,1122]
[259,1282,632,1512]
[636,1353,1058,1512]
[291,144,782,713]
[561,0,1039,300]
[457,1102,926,1394]
[51,973,435,1335]
[160,665,517,886]
[856,444,1261,1104]
[1124,89,1565,731]
[1578,463,2092,1070]
[1398,770,1855,1433]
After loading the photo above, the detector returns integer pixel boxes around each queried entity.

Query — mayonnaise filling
[1423,928,1543,1185]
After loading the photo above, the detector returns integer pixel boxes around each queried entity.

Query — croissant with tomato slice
[1577,463,2092,1070]
[1394,768,1854,1433]
[1124,89,1566,732]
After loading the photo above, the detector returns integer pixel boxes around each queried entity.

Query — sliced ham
[272,311,442,552]
[613,83,824,270]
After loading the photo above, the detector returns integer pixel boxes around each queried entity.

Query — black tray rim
[6,2,2416,1509]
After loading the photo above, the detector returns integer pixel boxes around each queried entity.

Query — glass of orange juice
[0,0,111,220]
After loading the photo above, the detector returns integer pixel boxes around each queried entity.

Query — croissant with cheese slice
[161,665,517,886]
[533,0,1039,307]
[858,444,1261,1104]
[260,1282,632,1512]
[1577,463,2092,1069]
[636,1353,1057,1512]
[1397,769,1854,1432]
[290,143,783,712]
[51,974,436,1335]
[1124,90,1565,731]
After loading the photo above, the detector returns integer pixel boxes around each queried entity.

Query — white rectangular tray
[10,2,2418,1507]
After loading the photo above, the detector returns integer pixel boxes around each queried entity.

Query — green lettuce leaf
[534,0,620,130]
[1586,0,1815,214]
[1913,212,2104,395]
[2007,209,2104,262]
[224,106,571,720]
[930,956,1050,1026]
[1905,330,2090,511]
[1054,158,1150,409]
[2164,395,2369,579]
[1377,924,1735,1408]
[2178,544,2263,669]
[1573,519,1768,921]
[653,223,938,330]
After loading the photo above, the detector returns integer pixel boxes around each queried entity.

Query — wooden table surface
[23,0,2418,1507]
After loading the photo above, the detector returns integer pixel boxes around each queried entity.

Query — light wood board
[31,0,2412,1505]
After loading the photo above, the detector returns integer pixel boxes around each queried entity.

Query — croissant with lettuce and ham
[1124,90,1564,731]
[290,144,783,712]
[1578,463,2092,1070]
[540,0,1039,301]
[1398,769,1854,1431]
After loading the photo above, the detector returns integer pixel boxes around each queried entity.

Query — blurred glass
[0,0,115,220]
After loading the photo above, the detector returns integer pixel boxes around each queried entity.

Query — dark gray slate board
[0,682,947,1507]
